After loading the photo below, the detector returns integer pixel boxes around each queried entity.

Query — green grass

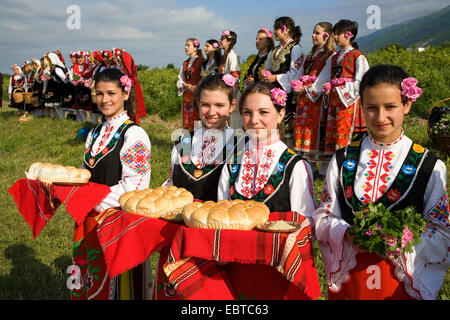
[0,102,448,300]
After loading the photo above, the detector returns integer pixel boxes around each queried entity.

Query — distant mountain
[358,5,450,52]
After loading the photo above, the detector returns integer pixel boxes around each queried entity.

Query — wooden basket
[31,95,40,107]
[13,88,24,103]
[428,97,450,155]
[23,91,33,104]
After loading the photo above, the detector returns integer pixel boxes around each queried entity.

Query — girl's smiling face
[95,81,129,119]
[241,92,285,142]
[198,89,235,130]
[362,83,412,143]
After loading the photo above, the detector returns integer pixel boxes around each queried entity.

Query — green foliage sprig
[348,203,427,259]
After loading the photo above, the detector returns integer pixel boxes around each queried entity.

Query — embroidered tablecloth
[96,209,183,277]
[162,212,322,300]
[8,178,111,238]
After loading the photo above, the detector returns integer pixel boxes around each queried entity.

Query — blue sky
[0,0,448,74]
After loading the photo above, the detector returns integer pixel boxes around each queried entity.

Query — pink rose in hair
[261,27,273,38]
[193,39,199,47]
[401,77,422,102]
[222,74,236,87]
[290,80,303,92]
[120,75,132,92]
[323,32,329,40]
[282,25,287,32]
[345,31,353,38]
[270,88,287,107]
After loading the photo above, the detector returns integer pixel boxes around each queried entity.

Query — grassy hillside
[358,5,450,52]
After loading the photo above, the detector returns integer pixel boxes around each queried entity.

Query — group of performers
[177,17,370,175]
[7,48,146,123]
[8,15,449,300]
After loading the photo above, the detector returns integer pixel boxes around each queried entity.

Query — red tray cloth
[163,212,322,300]
[8,178,111,239]
[96,209,183,277]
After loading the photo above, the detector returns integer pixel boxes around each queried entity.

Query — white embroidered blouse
[217,139,317,222]
[82,111,151,212]
[163,126,235,186]
[313,133,450,299]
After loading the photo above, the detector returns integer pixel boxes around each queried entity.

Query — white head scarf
[47,52,66,69]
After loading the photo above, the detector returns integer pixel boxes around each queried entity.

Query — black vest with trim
[83,120,135,187]
[228,148,305,212]
[336,136,438,225]
[172,130,246,202]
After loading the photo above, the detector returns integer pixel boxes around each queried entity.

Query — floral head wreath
[401,77,422,102]
[222,30,232,39]
[260,27,273,38]
[222,74,236,87]
[120,75,132,93]
[270,88,287,107]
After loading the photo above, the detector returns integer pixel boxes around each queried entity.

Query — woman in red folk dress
[177,38,204,130]
[292,22,336,168]
[317,20,369,174]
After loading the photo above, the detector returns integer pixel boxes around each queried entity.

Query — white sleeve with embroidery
[312,155,358,292]
[276,45,306,92]
[95,126,151,212]
[217,164,232,201]
[405,158,450,300]
[162,145,179,187]
[289,160,317,226]
[304,53,336,102]
[335,55,369,108]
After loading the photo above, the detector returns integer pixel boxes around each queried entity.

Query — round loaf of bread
[182,199,270,230]
[119,186,194,218]
[25,162,91,184]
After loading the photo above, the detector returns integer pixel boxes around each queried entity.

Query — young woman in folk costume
[177,38,204,131]
[70,68,152,300]
[93,50,121,77]
[243,27,275,89]
[220,30,242,130]
[8,64,26,109]
[155,73,241,299]
[115,48,147,124]
[217,82,317,299]
[218,81,316,222]
[316,19,370,174]
[72,51,95,110]
[31,58,44,108]
[42,52,68,108]
[262,16,306,147]
[201,39,222,78]
[291,22,336,171]
[313,65,449,300]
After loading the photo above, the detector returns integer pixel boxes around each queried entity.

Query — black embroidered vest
[173,130,245,201]
[228,148,305,212]
[336,136,438,225]
[83,119,135,187]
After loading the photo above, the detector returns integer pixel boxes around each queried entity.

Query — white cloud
[0,0,448,73]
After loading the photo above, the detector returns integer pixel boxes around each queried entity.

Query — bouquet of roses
[348,203,426,259]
